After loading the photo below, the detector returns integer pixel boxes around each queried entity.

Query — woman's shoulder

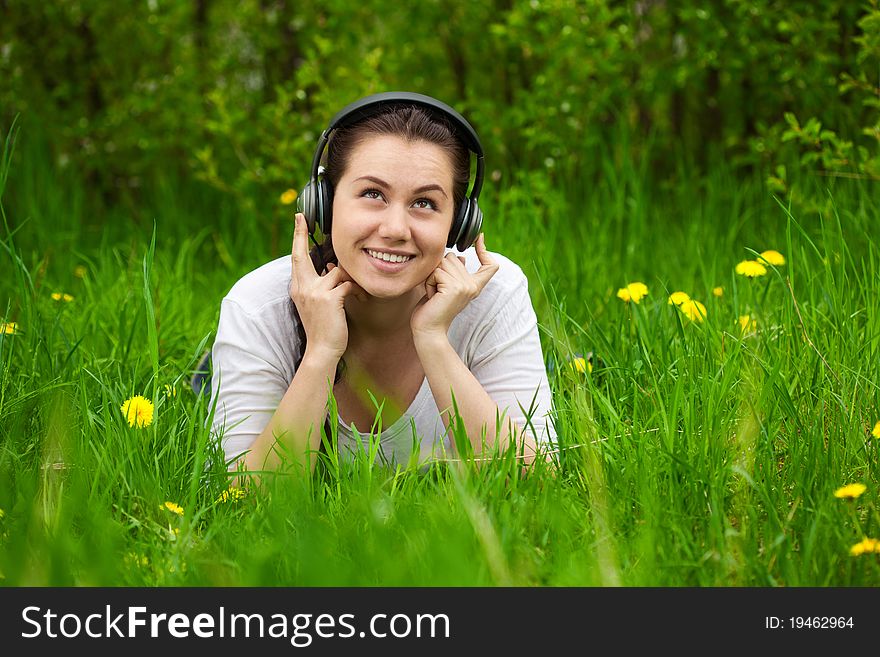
[222,255,291,316]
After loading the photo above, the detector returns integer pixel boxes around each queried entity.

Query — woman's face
[331,134,456,300]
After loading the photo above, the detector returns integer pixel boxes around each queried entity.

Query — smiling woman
[207,92,556,477]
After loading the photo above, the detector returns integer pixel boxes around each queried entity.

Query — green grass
[1,125,879,587]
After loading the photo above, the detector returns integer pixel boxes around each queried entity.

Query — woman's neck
[344,289,422,348]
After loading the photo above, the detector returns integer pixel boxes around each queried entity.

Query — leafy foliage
[2,0,877,223]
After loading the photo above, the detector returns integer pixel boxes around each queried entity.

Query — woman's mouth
[364,249,414,271]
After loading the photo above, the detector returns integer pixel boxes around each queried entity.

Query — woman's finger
[440,253,469,274]
[472,233,499,292]
[434,266,479,300]
[474,233,496,267]
[423,271,438,299]
[335,280,368,302]
[331,263,357,285]
[329,263,368,301]
[291,213,317,282]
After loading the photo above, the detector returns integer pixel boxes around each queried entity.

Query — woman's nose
[377,204,412,240]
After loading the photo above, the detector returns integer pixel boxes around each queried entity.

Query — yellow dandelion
[679,299,707,323]
[280,189,298,205]
[166,560,187,573]
[51,292,74,302]
[163,501,184,515]
[216,486,248,504]
[712,287,723,297]
[163,383,177,398]
[849,538,880,556]
[121,395,154,428]
[871,421,880,439]
[834,483,867,499]
[568,357,592,374]
[617,282,648,304]
[737,315,757,334]
[73,265,87,279]
[759,250,786,266]
[124,552,150,568]
[667,291,690,306]
[1,322,17,334]
[735,260,767,278]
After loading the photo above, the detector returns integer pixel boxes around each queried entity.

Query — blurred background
[2,1,876,255]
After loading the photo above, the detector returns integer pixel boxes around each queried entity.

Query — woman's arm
[409,237,554,465]
[237,213,364,478]
[415,334,542,464]
[241,346,339,475]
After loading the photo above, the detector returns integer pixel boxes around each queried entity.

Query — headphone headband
[328,92,483,156]
[310,91,484,201]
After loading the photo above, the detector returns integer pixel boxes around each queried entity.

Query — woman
[208,92,556,475]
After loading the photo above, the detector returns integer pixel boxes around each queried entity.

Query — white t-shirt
[208,246,557,467]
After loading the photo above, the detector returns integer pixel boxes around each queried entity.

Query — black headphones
[296,91,485,252]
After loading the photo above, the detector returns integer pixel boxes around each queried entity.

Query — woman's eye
[361,189,384,200]
[413,198,437,210]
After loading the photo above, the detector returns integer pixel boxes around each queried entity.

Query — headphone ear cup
[447,198,469,250]
[298,182,319,235]
[457,201,482,251]
[318,180,333,237]
[448,199,482,251]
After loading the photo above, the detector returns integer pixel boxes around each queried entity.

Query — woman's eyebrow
[353,175,390,189]
[352,175,448,199]
[412,183,448,198]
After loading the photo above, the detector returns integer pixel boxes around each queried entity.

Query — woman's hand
[410,233,499,343]
[288,213,365,360]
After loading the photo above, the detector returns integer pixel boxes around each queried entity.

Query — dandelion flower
[871,421,880,439]
[1,322,17,334]
[834,483,867,499]
[216,487,247,504]
[668,291,690,306]
[849,538,880,556]
[735,260,767,278]
[51,292,74,302]
[280,189,298,205]
[738,315,757,334]
[617,282,648,304]
[712,287,723,297]
[679,299,707,323]
[73,265,87,279]
[163,383,177,398]
[568,357,592,374]
[163,501,184,515]
[121,395,154,428]
[124,552,150,568]
[759,250,786,266]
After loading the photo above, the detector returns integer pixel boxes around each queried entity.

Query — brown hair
[288,104,473,452]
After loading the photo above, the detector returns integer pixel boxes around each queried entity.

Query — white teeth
[367,249,412,263]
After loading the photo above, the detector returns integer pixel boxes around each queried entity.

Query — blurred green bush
[1,0,877,221]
